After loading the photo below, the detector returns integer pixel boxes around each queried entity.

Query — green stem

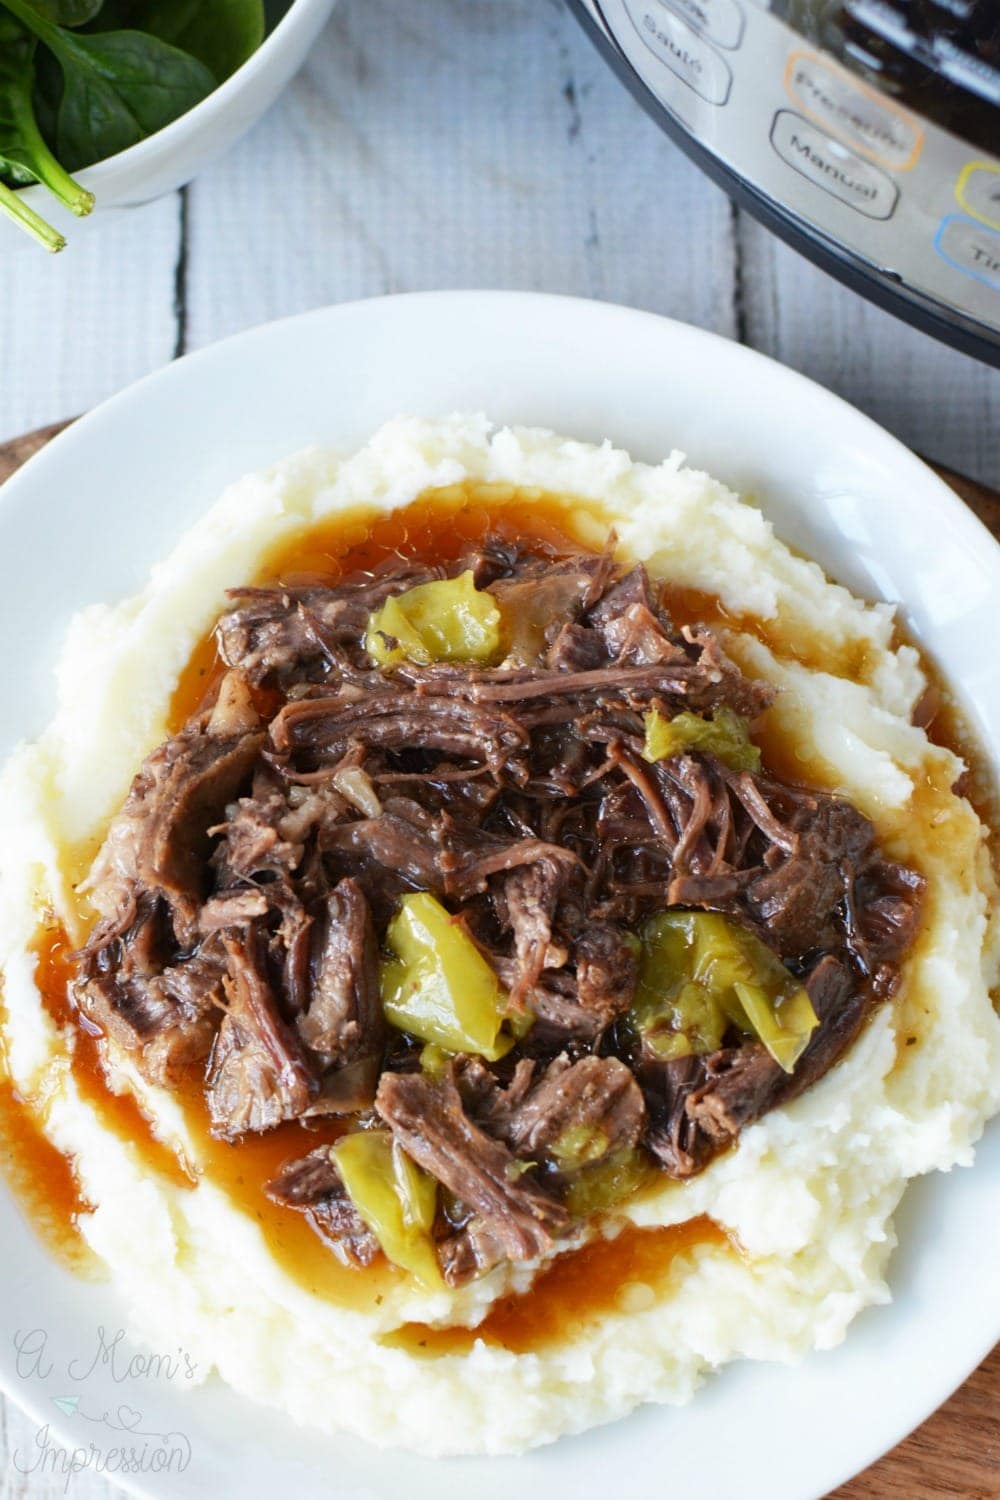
[0,176,64,251]
[8,69,93,216]
[24,145,93,217]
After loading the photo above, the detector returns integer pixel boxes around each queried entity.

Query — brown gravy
[1,480,994,1340]
[385,1216,728,1357]
[29,923,398,1309]
[0,993,96,1274]
[170,481,993,826]
[170,484,612,729]
[32,923,193,1189]
[13,920,727,1340]
[170,486,869,730]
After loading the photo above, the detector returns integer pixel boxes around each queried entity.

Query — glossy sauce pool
[25,925,398,1310]
[0,995,96,1276]
[385,1216,729,1356]
[1,480,994,1347]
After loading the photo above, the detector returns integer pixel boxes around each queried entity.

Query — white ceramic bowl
[0,293,996,1500]
[16,0,336,226]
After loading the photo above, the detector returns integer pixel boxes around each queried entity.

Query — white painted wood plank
[183,0,739,348]
[1,196,181,447]
[738,215,1000,486]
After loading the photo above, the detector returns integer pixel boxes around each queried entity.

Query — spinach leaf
[0,17,37,187]
[3,0,216,170]
[87,0,266,82]
[81,0,195,30]
[147,0,265,83]
[15,0,105,25]
[0,11,92,247]
[30,37,62,144]
[55,32,216,167]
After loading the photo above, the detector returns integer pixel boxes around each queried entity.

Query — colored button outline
[784,48,923,172]
[955,161,1000,233]
[934,214,1000,293]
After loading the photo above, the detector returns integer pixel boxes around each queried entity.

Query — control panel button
[624,0,733,104]
[935,215,1000,293]
[657,0,744,50]
[956,162,1000,232]
[770,111,899,220]
[784,49,923,171]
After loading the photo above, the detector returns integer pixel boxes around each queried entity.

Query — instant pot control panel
[570,0,1000,362]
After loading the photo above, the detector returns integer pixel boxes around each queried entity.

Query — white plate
[0,292,996,1500]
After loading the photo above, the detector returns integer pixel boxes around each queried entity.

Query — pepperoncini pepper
[631,910,818,1073]
[642,706,761,772]
[380,892,523,1060]
[333,1130,442,1288]
[366,571,501,667]
[563,1149,653,1218]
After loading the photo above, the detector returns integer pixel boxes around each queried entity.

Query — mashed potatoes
[0,414,997,1455]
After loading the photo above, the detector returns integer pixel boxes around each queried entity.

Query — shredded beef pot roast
[72,530,923,1286]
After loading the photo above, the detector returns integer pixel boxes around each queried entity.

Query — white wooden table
[1,2,998,1495]
[4,0,999,487]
